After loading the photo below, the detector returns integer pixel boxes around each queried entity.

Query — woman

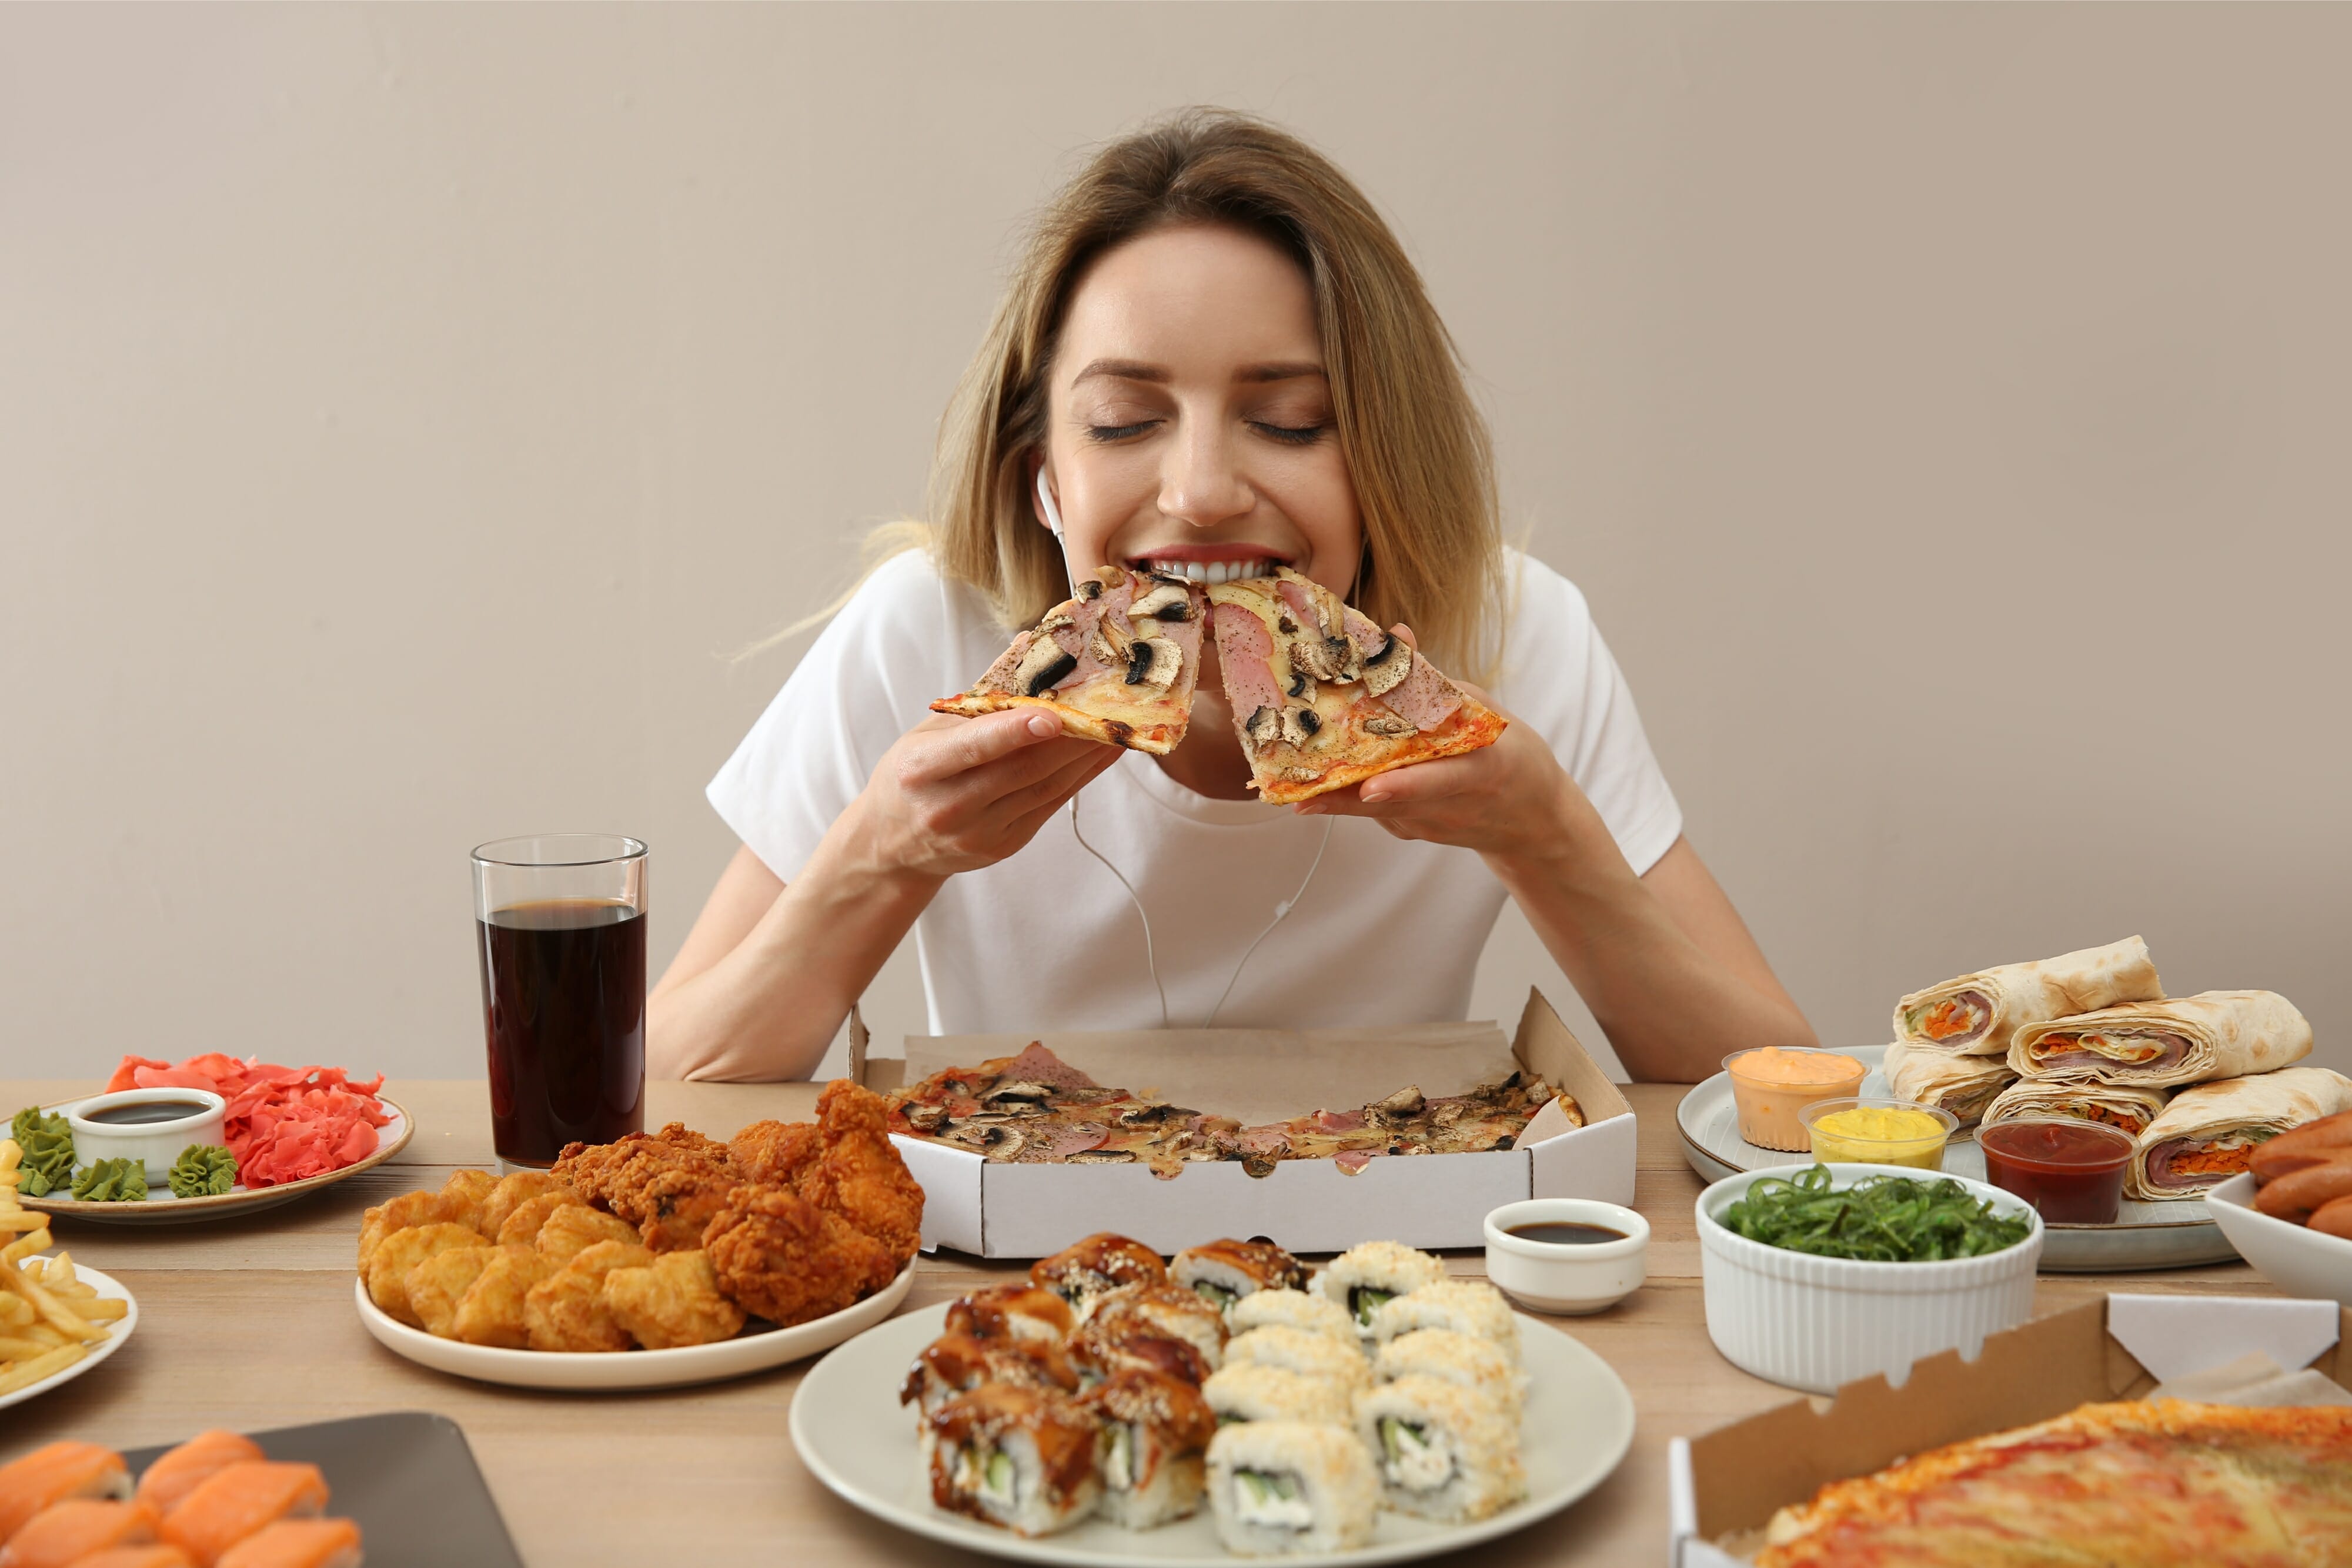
[653,109,1813,1083]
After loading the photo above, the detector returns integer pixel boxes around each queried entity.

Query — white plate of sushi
[790,1297,1635,1564]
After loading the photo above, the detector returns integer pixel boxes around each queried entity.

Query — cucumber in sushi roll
[1313,1242,1444,1339]
[1352,1375,1526,1523]
[1080,1367,1217,1529]
[926,1385,1101,1537]
[1207,1422,1377,1555]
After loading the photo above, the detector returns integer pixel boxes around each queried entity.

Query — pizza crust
[928,690,1183,754]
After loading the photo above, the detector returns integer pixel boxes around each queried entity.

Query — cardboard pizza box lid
[854,986,1635,1258]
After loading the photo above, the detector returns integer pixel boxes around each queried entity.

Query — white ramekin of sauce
[66,1088,229,1184]
[1722,1047,1869,1151]
[1482,1198,1650,1315]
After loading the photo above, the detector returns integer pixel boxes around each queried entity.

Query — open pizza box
[1667,1292,2352,1567]
[850,986,1633,1258]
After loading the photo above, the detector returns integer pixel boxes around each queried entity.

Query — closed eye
[1253,422,1328,446]
[1085,421,1160,443]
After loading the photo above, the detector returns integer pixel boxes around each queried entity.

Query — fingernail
[1027,715,1057,737]
[1360,791,1388,805]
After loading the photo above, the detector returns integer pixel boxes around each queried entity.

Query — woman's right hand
[845,710,1121,881]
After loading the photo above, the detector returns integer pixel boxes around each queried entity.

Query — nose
[1157,418,1254,531]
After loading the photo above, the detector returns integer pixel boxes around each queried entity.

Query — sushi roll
[1169,1239,1308,1315]
[132,1434,266,1519]
[1314,1242,1444,1340]
[1068,1320,1211,1388]
[900,1333,1080,1420]
[0,1446,129,1544]
[43,1550,190,1568]
[0,1499,157,1568]
[1352,1374,1526,1522]
[941,1285,1075,1348]
[925,1385,1101,1537]
[213,1519,363,1568]
[1205,1421,1377,1556]
[1222,1326,1372,1394]
[158,1463,327,1568]
[1087,1284,1228,1372]
[1080,1368,1217,1529]
[1030,1234,1166,1320]
[1370,1280,1521,1366]
[1375,1328,1525,1421]
[1201,1364,1352,1429]
[1227,1289,1355,1348]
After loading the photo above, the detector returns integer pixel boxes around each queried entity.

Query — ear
[1028,452,1060,534]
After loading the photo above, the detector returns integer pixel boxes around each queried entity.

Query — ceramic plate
[2205,1174,2352,1307]
[0,1259,139,1413]
[356,1261,914,1391]
[19,1096,413,1226]
[790,1303,1636,1566]
[1675,1047,2237,1272]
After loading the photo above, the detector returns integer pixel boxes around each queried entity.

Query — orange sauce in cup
[1724,1048,1868,1151]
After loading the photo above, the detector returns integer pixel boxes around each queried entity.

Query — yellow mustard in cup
[1803,1097,1957,1170]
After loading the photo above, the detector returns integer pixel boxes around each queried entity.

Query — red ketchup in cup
[1978,1118,2136,1223]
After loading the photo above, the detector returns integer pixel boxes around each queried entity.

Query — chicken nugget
[453,1245,555,1348]
[535,1203,643,1263]
[406,1242,500,1339]
[480,1169,572,1238]
[604,1249,746,1349]
[526,1239,653,1352]
[357,1189,464,1273]
[366,1222,488,1326]
[495,1190,584,1248]
[439,1168,499,1235]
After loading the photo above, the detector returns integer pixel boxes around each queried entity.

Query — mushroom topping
[1115,1104,1170,1126]
[1290,633,1359,684]
[1014,640,1078,697]
[1279,706,1322,747]
[1078,577,1103,600]
[984,1080,1057,1104]
[1286,668,1316,703]
[1372,1085,1426,1118]
[1067,1149,1137,1164]
[1243,704,1281,751]
[1360,632,1412,697]
[947,1124,1027,1159]
[904,1102,951,1133]
[1127,583,1191,621]
[1089,614,1132,670]
[1125,637,1182,688]
[1363,714,1414,738]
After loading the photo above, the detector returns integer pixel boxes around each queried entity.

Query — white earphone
[1036,466,1079,595]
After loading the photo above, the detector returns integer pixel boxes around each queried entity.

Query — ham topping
[1276,579,1327,635]
[1374,652,1463,733]
[1211,602,1286,726]
[1339,607,1389,658]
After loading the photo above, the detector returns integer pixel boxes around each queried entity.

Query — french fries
[0,1137,118,1395]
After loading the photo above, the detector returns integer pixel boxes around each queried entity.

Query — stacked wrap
[2125,1067,2352,1200]
[1893,937,2162,1058]
[2009,990,2313,1087]
[1881,1041,2016,1128]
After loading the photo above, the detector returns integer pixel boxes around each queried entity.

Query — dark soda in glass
[477,896,646,1166]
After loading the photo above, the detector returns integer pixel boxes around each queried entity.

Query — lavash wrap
[1892,936,2162,1058]
[2126,1066,2352,1200]
[1880,1041,2017,1127]
[1981,1078,2173,1138]
[2009,989,2313,1088]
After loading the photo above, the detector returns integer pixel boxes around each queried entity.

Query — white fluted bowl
[1696,1162,2043,1395]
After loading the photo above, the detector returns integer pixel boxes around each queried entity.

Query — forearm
[649,823,943,1082]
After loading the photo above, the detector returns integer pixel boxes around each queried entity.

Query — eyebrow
[1068,358,1327,388]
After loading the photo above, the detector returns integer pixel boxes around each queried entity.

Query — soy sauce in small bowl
[1502,1221,1629,1246]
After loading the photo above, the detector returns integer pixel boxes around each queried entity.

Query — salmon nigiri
[213,1520,361,1568]
[0,1446,130,1544]
[0,1498,156,1568]
[156,1466,325,1568]
[131,1435,265,1521]
[53,1550,192,1568]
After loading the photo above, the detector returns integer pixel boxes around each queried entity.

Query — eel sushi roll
[1352,1374,1526,1523]
[213,1518,363,1568]
[1370,1280,1521,1366]
[0,1499,158,1568]
[1070,1319,1211,1388]
[1227,1289,1355,1348]
[1080,1368,1217,1529]
[132,1434,266,1520]
[1375,1328,1526,1421]
[159,1463,328,1567]
[1314,1242,1445,1340]
[901,1333,1080,1420]
[1030,1234,1167,1320]
[1205,1422,1377,1556]
[1202,1364,1352,1429]
[1087,1283,1229,1371]
[926,1385,1101,1537]
[941,1285,1077,1348]
[0,1445,130,1544]
[1222,1326,1372,1394]
[1169,1239,1308,1316]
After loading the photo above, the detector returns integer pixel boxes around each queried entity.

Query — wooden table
[3,1079,2270,1566]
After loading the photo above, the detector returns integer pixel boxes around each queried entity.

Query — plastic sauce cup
[1802,1097,1959,1171]
[1977,1116,2136,1224]
[1723,1048,1868,1152]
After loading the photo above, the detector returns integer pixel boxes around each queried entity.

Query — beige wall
[6,4,2346,1087]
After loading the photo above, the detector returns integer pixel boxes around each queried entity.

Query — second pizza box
[1666,1292,2352,1566]
[851,986,1633,1258]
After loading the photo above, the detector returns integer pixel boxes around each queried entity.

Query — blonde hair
[791,109,1506,677]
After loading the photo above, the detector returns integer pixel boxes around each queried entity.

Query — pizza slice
[931,566,1207,754]
[1205,566,1506,804]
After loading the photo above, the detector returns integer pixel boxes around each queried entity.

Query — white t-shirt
[707,550,1682,1036]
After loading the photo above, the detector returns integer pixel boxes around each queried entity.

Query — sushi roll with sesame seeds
[1226,1289,1355,1348]
[1202,1363,1352,1429]
[925,1385,1101,1537]
[1087,1284,1228,1372]
[1374,1328,1526,1421]
[1205,1422,1377,1555]
[1353,1375,1526,1522]
[1169,1239,1308,1317]
[1314,1242,1444,1340]
[1081,1368,1217,1529]
[1222,1326,1371,1393]
[1370,1279,1521,1366]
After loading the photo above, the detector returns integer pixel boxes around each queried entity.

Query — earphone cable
[1070,787,1172,1029]
[1202,812,1335,1028]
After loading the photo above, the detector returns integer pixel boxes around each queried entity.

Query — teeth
[1148,559,1272,586]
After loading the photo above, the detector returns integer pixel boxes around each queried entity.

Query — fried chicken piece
[526,1239,653,1352]
[480,1169,572,1238]
[453,1245,555,1348]
[407,1243,500,1338]
[366,1223,487,1327]
[535,1203,644,1264]
[703,1183,901,1328]
[603,1249,746,1349]
[798,1080,926,1264]
[439,1169,499,1236]
[495,1190,585,1248]
[358,1189,465,1273]
[554,1122,746,1253]
[730,1119,821,1187]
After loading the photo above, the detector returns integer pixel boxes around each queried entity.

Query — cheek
[1277,449,1363,562]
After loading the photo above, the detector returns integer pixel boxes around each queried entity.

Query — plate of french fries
[1,1136,138,1410]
